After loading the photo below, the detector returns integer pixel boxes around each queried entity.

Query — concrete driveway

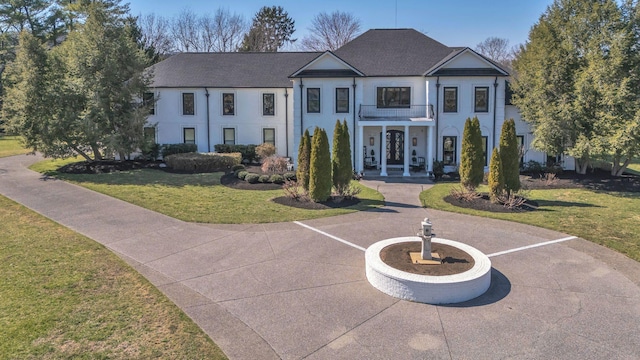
[1,154,639,359]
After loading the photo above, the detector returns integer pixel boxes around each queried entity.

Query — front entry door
[386,130,404,165]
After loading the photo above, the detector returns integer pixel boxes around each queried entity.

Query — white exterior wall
[430,76,506,170]
[148,87,292,156]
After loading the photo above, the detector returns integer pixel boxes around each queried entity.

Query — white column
[357,124,364,173]
[380,125,387,176]
[427,125,434,173]
[403,125,410,177]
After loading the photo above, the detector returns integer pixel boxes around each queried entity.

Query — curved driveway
[1,154,639,359]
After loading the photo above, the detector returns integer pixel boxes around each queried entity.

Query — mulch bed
[380,242,474,276]
[444,194,538,213]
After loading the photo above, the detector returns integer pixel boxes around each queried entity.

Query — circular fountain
[365,219,491,304]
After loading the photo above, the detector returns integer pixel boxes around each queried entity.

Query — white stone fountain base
[365,237,492,304]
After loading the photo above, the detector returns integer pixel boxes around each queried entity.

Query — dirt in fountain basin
[380,242,475,276]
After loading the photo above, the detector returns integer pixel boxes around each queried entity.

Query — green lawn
[0,136,29,157]
[0,195,227,359]
[627,161,640,176]
[420,184,640,262]
[30,158,384,224]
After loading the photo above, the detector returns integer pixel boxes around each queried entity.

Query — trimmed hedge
[269,174,285,184]
[214,144,257,164]
[237,170,248,180]
[165,152,241,172]
[160,143,198,157]
[245,173,260,183]
[258,175,271,183]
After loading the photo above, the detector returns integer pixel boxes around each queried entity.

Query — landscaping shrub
[432,160,445,180]
[258,174,271,183]
[297,129,311,191]
[245,173,260,183]
[214,144,257,164]
[237,170,248,180]
[488,148,504,202]
[283,180,309,201]
[165,152,241,172]
[231,164,245,172]
[269,174,284,184]
[284,172,296,181]
[499,119,521,195]
[256,143,276,160]
[261,156,288,173]
[523,160,543,174]
[332,119,353,195]
[161,143,197,158]
[309,127,332,202]
[459,117,484,190]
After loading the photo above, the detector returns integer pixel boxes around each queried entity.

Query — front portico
[357,118,435,177]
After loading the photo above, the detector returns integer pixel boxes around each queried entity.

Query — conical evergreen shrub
[459,117,484,190]
[488,148,504,202]
[296,129,311,191]
[499,119,521,196]
[309,127,332,202]
[332,119,353,194]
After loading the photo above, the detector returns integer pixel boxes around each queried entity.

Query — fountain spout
[419,218,433,260]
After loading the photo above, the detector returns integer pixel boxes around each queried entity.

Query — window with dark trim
[443,136,457,165]
[223,93,235,115]
[517,135,525,168]
[263,128,275,145]
[183,127,195,144]
[482,136,488,166]
[307,88,320,113]
[144,126,156,144]
[223,128,235,145]
[143,92,155,115]
[182,93,194,115]
[443,87,457,113]
[336,88,349,113]
[475,87,489,112]
[376,87,410,108]
[263,93,275,116]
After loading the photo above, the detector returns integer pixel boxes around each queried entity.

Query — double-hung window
[443,87,457,113]
[263,93,275,116]
[223,93,235,115]
[443,136,457,165]
[307,88,320,113]
[183,127,195,144]
[474,87,489,112]
[182,93,194,115]
[336,88,349,113]
[143,92,155,115]
[263,128,275,146]
[223,128,235,145]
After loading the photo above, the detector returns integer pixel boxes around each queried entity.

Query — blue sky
[127,0,553,49]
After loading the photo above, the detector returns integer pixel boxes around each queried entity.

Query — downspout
[493,76,498,149]
[435,77,440,161]
[299,78,304,137]
[284,88,289,157]
[205,88,211,152]
[352,77,357,169]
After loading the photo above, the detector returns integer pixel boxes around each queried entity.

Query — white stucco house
[145,28,572,176]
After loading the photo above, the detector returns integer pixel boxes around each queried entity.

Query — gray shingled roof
[149,52,322,88]
[334,29,458,76]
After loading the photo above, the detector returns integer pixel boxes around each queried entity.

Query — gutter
[435,77,440,161]
[299,78,304,137]
[205,87,211,152]
[352,77,357,169]
[493,76,498,149]
[284,88,289,156]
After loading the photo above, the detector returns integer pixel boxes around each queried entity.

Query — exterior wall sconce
[412,137,417,146]
[369,137,375,146]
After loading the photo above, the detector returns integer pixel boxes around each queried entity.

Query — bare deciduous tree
[300,11,361,51]
[475,37,513,68]
[137,13,172,56]
[169,8,246,52]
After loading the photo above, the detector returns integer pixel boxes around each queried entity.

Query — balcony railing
[359,104,434,120]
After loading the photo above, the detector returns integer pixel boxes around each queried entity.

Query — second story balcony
[359,104,434,121]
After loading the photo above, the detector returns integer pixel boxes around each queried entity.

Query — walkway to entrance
[1,154,639,359]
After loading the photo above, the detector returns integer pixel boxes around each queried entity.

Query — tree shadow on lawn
[534,199,603,208]
[43,168,226,188]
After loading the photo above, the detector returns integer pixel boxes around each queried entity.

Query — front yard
[420,183,640,262]
[0,136,30,158]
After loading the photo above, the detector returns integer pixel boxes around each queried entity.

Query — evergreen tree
[240,6,295,52]
[296,129,311,191]
[459,117,484,190]
[488,148,504,203]
[332,119,352,194]
[309,127,332,202]
[499,119,521,196]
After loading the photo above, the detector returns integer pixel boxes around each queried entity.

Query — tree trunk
[69,144,93,162]
[575,158,589,175]
[91,144,102,161]
[612,157,631,177]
